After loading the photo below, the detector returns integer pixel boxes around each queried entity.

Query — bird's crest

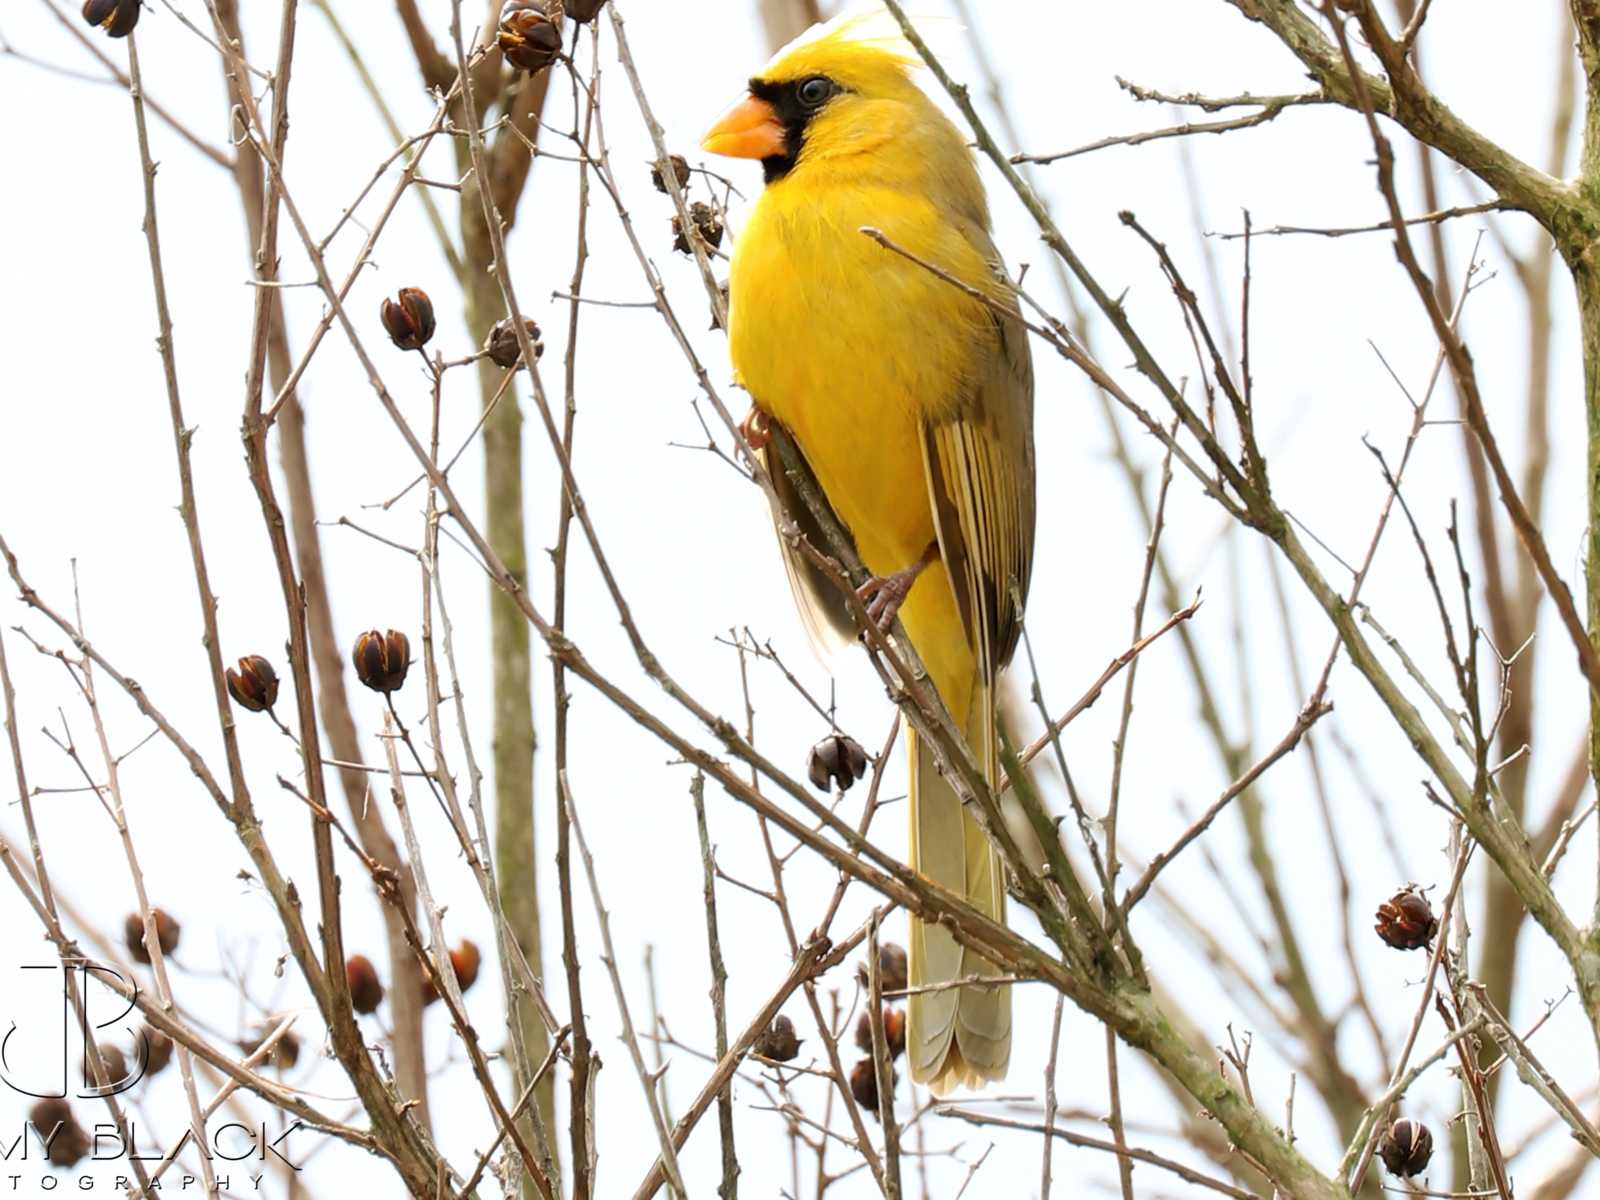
[761,5,954,81]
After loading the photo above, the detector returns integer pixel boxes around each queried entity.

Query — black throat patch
[747,75,840,183]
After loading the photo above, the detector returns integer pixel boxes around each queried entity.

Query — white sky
[0,0,1595,1196]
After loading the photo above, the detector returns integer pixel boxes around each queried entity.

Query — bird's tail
[905,680,1011,1094]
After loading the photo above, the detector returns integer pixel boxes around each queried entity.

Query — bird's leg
[740,404,772,451]
[858,541,939,630]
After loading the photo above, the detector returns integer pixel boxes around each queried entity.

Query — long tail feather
[906,681,1010,1094]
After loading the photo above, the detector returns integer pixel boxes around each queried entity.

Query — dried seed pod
[1374,887,1438,951]
[486,317,545,369]
[352,629,410,694]
[499,1,562,73]
[82,0,140,38]
[651,154,691,194]
[346,955,385,1015]
[848,1057,895,1121]
[240,1024,301,1071]
[567,0,608,22]
[807,734,871,793]
[672,202,724,255]
[83,1043,128,1093]
[853,941,909,994]
[752,1014,802,1062]
[853,1006,906,1060]
[423,939,484,1006]
[139,1025,174,1077]
[30,1099,89,1167]
[225,654,279,713]
[379,287,436,351]
[1378,1118,1433,1178]
[125,908,181,964]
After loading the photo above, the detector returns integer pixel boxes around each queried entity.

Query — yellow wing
[908,233,1035,1093]
[919,238,1035,683]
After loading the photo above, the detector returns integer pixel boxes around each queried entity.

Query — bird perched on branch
[702,8,1035,1094]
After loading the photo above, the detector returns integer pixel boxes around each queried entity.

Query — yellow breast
[728,178,992,575]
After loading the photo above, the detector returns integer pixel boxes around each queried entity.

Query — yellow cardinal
[702,10,1035,1093]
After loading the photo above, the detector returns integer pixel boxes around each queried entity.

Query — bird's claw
[858,570,916,631]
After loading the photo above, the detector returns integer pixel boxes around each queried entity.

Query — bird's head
[700,10,939,184]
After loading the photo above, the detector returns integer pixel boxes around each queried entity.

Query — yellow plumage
[704,9,1035,1094]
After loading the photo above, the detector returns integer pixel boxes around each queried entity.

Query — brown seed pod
[346,955,385,1015]
[672,202,724,256]
[752,1014,802,1063]
[856,941,909,994]
[240,1024,301,1071]
[854,1006,906,1060]
[82,0,140,38]
[1374,887,1438,951]
[83,1043,129,1093]
[30,1099,89,1167]
[379,287,436,351]
[225,654,279,713]
[807,733,871,793]
[567,0,608,22]
[352,629,410,694]
[499,1,562,74]
[1378,1118,1433,1178]
[651,154,691,194]
[423,939,484,1006]
[139,1025,174,1077]
[125,908,181,964]
[848,1057,895,1121]
[486,317,545,369]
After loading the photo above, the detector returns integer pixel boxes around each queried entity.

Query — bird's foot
[857,543,938,631]
[740,405,772,452]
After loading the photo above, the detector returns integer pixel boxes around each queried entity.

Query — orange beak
[701,94,786,160]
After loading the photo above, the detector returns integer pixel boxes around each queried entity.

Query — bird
[701,8,1035,1094]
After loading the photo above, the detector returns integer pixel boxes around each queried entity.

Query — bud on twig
[125,908,181,964]
[225,654,279,713]
[30,1099,89,1167]
[1374,887,1437,951]
[854,1006,906,1060]
[352,629,410,694]
[82,0,139,38]
[379,287,436,351]
[651,154,691,194]
[672,203,724,256]
[486,317,545,369]
[346,955,385,1015]
[499,1,562,74]
[1378,1118,1433,1178]
[752,1014,801,1062]
[849,1057,895,1121]
[808,733,870,793]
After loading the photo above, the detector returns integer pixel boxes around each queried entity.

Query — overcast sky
[0,1,1593,1196]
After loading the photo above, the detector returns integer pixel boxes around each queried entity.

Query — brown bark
[456,51,557,1180]
[757,0,824,47]
[214,0,429,1126]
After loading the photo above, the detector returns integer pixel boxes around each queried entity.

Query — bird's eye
[797,76,835,109]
